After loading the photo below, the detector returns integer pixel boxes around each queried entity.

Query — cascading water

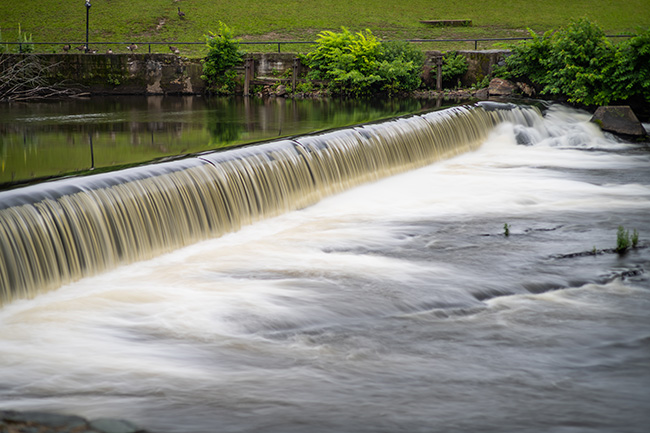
[0,101,648,433]
[0,102,536,305]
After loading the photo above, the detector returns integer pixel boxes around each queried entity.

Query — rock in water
[590,106,646,137]
[487,78,518,97]
[90,418,141,433]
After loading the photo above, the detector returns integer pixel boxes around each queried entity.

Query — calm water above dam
[0,95,442,186]
[0,101,649,433]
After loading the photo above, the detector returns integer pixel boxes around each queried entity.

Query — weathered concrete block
[420,20,472,27]
[456,50,509,87]
[250,53,298,77]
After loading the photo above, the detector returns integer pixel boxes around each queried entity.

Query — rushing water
[0,103,649,433]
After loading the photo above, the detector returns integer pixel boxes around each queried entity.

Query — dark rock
[0,410,87,429]
[474,87,489,100]
[488,78,518,97]
[0,410,151,433]
[446,90,472,99]
[274,84,288,97]
[516,81,535,97]
[591,106,647,137]
[90,418,141,433]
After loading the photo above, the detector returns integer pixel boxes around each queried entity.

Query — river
[0,102,649,433]
[0,96,438,186]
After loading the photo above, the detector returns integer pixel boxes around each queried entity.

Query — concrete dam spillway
[0,102,539,304]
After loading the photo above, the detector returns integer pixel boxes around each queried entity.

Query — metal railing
[2,35,632,54]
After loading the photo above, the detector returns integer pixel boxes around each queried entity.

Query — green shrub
[0,28,6,53]
[377,40,424,93]
[631,228,639,248]
[616,225,630,252]
[440,51,469,88]
[499,18,650,105]
[304,28,382,96]
[304,28,424,96]
[16,24,34,53]
[606,28,650,104]
[201,22,244,95]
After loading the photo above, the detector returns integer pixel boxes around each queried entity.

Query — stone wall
[248,53,298,77]
[1,50,508,95]
[421,50,509,88]
[1,53,205,94]
[455,50,509,86]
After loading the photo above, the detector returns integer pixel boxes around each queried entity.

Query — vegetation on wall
[201,22,244,95]
[303,28,424,96]
[438,51,469,88]
[496,18,650,105]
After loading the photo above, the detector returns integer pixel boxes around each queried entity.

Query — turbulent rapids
[0,102,539,304]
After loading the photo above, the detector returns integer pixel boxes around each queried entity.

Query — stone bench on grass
[420,20,472,27]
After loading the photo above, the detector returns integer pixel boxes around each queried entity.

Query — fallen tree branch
[0,54,84,101]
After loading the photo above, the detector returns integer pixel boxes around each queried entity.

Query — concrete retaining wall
[2,53,205,94]
[1,50,509,95]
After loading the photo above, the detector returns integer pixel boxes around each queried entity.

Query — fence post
[244,57,254,96]
[292,57,300,94]
[89,132,95,169]
[436,56,443,91]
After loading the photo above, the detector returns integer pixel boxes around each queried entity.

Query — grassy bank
[1,0,648,56]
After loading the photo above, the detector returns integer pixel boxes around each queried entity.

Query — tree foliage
[498,18,650,105]
[201,22,244,95]
[304,28,424,96]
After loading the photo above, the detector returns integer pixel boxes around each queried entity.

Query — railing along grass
[0,0,645,56]
[2,34,632,59]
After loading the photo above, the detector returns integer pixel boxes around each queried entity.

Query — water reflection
[0,96,449,187]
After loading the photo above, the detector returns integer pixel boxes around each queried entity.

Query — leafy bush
[616,225,630,252]
[440,51,469,88]
[606,29,650,104]
[304,28,381,96]
[16,24,34,53]
[378,40,425,93]
[201,22,244,95]
[499,18,650,105]
[304,28,424,96]
[18,33,34,53]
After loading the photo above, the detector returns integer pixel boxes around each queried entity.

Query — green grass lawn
[1,0,648,56]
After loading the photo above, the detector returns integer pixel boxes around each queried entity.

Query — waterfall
[0,102,541,305]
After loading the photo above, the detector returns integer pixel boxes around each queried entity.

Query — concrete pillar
[244,58,254,96]
[292,57,300,94]
[436,56,443,91]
